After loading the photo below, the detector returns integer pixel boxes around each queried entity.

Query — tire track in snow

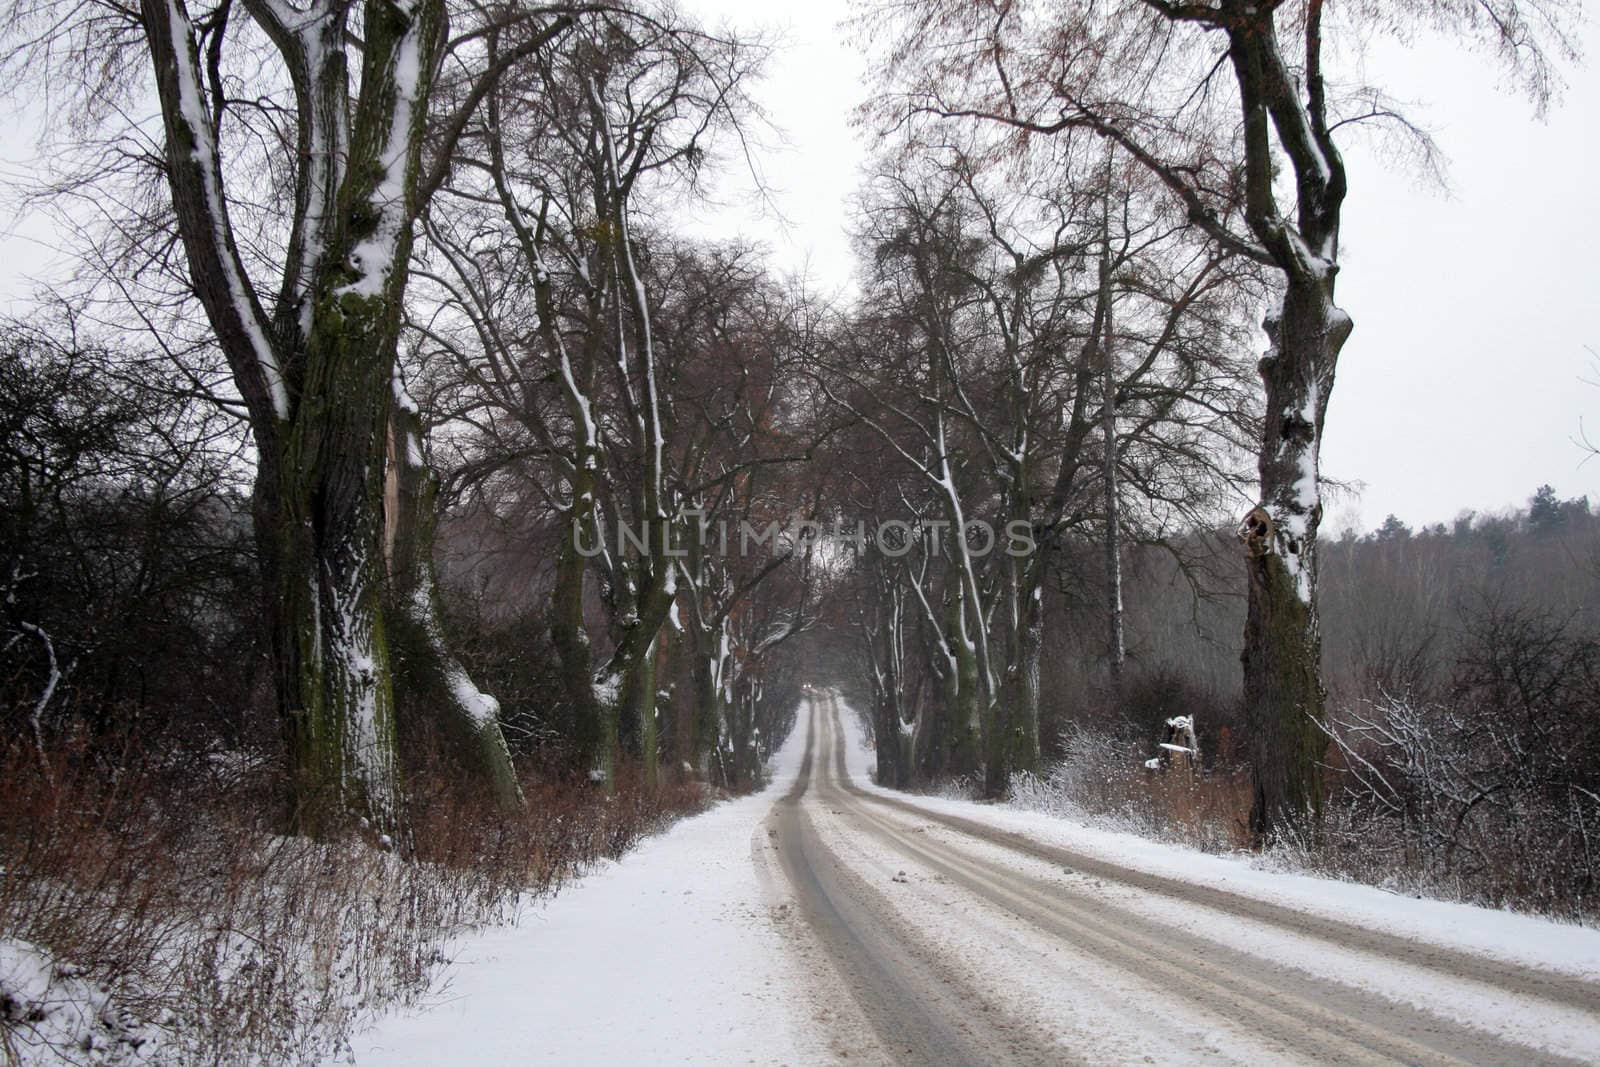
[840,724,1600,1015]
[769,699,1077,1066]
[780,692,1598,1066]
[830,773,1584,1066]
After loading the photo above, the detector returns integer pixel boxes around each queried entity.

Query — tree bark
[1242,284,1350,837]
[689,636,721,778]
[942,578,983,781]
[1226,11,1352,840]
[1002,567,1044,775]
[625,632,662,789]
[551,473,607,774]
[384,389,524,812]
[142,0,451,835]
[602,554,675,788]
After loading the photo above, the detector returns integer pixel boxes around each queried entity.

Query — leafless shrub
[0,746,707,1065]
[1010,723,1251,854]
[1317,603,1600,919]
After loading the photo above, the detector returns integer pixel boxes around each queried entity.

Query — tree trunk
[1226,11,1352,841]
[604,552,675,789]
[1100,237,1125,686]
[142,0,451,837]
[689,638,720,778]
[942,582,982,780]
[384,390,524,812]
[551,476,606,773]
[623,633,661,790]
[1005,569,1044,774]
[973,571,1008,799]
[875,689,912,788]
[1243,282,1350,839]
[867,590,914,788]
[256,343,402,837]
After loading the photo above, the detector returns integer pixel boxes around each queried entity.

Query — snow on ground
[832,699,1600,982]
[0,937,159,1065]
[345,723,826,1067]
[346,694,1600,1067]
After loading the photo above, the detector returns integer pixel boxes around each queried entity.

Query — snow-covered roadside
[0,938,159,1065]
[833,700,1600,982]
[344,724,824,1067]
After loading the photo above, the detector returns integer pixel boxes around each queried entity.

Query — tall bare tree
[863,0,1577,834]
[0,0,589,831]
[410,11,765,784]
[825,137,1256,795]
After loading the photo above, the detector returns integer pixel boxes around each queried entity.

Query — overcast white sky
[1,2,1593,534]
[678,0,1600,534]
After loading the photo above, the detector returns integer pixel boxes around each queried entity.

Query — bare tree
[863,0,1578,835]
[0,0,599,831]
[824,135,1256,796]
[409,10,767,784]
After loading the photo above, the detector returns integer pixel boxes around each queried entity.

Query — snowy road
[351,692,1600,1065]
[770,694,1600,1065]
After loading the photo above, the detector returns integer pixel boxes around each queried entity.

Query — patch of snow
[0,938,160,1064]
[335,26,423,301]
[445,667,500,727]
[348,720,826,1066]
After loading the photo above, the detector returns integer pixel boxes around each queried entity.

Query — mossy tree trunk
[861,576,913,788]
[1225,11,1353,840]
[940,582,983,781]
[142,0,454,835]
[383,387,524,812]
[1242,278,1349,838]
[548,427,607,774]
[688,634,720,778]
[620,632,662,790]
[1000,564,1043,778]
[600,548,676,789]
[679,527,727,782]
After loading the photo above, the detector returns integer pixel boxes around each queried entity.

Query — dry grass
[1005,727,1253,854]
[0,746,708,1066]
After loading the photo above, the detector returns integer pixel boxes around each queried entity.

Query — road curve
[761,693,1600,1066]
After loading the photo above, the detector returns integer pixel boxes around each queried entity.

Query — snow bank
[347,720,825,1066]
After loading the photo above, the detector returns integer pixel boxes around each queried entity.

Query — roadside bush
[1316,602,1600,919]
[0,743,707,1066]
[1010,720,1252,854]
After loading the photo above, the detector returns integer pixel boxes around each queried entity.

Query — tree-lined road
[764,694,1600,1066]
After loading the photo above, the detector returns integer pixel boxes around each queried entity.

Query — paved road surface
[761,694,1600,1066]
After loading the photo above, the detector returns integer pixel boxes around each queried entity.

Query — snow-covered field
[0,937,159,1064]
